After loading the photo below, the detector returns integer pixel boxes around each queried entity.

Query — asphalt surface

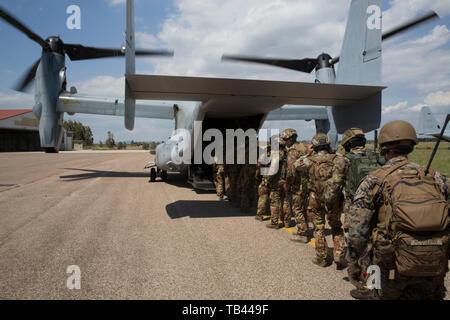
[0,151,448,300]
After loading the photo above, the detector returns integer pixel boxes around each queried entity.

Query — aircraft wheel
[150,168,157,182]
[161,170,167,181]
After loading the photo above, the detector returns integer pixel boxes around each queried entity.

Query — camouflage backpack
[371,160,449,277]
[308,153,337,197]
[344,150,384,198]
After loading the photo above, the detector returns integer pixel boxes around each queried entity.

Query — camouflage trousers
[309,192,345,262]
[256,177,270,217]
[379,268,447,300]
[291,182,309,235]
[228,166,241,205]
[269,180,291,227]
[239,165,256,212]
[214,164,225,199]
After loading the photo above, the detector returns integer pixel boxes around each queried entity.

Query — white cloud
[383,101,408,113]
[69,76,125,97]
[424,90,450,107]
[0,91,34,108]
[136,31,159,48]
[105,0,125,7]
[409,103,426,111]
[152,0,348,81]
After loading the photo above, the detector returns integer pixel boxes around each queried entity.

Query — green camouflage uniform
[347,157,450,299]
[239,164,257,212]
[286,142,309,235]
[269,144,290,227]
[295,150,349,262]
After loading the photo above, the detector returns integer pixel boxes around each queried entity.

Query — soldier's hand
[307,144,313,156]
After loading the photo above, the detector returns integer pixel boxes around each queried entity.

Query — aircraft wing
[126,74,385,119]
[57,93,174,119]
[266,106,328,121]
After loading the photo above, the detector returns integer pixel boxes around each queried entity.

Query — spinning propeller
[222,11,439,73]
[0,6,174,92]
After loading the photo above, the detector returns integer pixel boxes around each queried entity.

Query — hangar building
[0,109,72,152]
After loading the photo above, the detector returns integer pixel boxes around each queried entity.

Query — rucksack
[344,150,383,198]
[372,160,449,277]
[309,153,337,197]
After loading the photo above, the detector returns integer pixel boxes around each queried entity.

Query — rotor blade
[382,11,439,41]
[64,44,174,61]
[14,58,40,92]
[222,55,317,73]
[0,6,48,49]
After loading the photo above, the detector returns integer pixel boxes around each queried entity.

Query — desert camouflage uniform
[295,150,349,263]
[285,142,309,235]
[213,162,226,200]
[347,157,450,299]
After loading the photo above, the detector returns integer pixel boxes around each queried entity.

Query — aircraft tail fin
[124,0,136,130]
[332,0,382,133]
[418,106,440,135]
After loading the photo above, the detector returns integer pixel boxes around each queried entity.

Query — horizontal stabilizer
[126,74,385,118]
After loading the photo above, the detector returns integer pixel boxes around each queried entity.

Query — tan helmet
[280,128,297,140]
[311,133,330,147]
[341,127,365,146]
[378,120,417,152]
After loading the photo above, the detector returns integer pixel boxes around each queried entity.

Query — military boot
[291,233,309,243]
[312,257,329,267]
[334,256,348,270]
[350,288,378,300]
[266,221,283,229]
[255,215,264,221]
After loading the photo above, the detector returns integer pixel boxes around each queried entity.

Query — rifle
[425,114,450,175]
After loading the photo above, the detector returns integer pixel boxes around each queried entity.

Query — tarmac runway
[0,151,448,299]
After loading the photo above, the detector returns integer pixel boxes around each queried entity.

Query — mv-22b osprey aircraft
[0,0,439,190]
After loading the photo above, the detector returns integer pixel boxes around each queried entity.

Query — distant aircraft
[418,106,450,142]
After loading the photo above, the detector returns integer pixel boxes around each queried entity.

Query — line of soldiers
[213,120,449,300]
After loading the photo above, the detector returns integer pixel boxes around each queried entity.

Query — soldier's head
[341,127,366,152]
[280,128,297,147]
[311,132,331,153]
[378,120,417,160]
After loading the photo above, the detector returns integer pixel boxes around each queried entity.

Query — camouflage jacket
[285,142,308,187]
[347,156,450,257]
[294,150,349,203]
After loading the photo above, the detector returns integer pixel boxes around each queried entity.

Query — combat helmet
[341,127,365,147]
[311,133,330,147]
[280,128,297,141]
[378,120,417,154]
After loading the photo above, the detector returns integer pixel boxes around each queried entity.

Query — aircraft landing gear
[150,168,157,182]
[149,168,167,182]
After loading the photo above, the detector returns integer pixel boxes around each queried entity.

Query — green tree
[63,120,94,146]
[106,131,115,148]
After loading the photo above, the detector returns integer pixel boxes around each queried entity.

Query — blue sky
[0,0,449,143]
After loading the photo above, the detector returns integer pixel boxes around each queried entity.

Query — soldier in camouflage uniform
[280,129,310,242]
[239,148,257,212]
[341,128,384,292]
[255,138,275,221]
[347,120,450,300]
[266,134,290,229]
[295,133,349,268]
[213,158,226,201]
